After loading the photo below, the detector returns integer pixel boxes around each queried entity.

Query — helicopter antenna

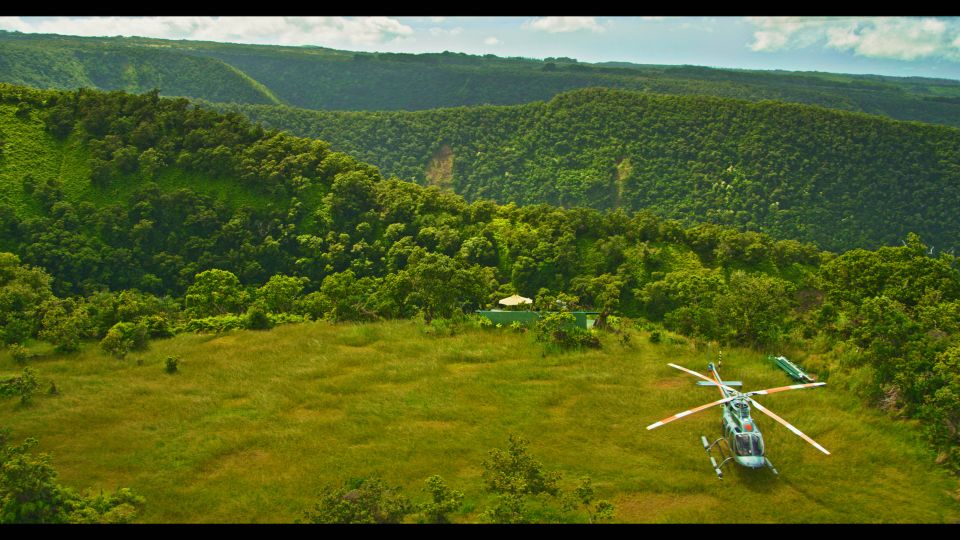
[746,397,830,455]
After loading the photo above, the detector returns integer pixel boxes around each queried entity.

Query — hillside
[2,320,958,523]
[2,83,960,499]
[3,31,960,127]
[217,88,960,253]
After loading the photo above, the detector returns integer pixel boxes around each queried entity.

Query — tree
[256,274,308,314]
[417,475,464,524]
[184,269,246,318]
[0,253,55,345]
[0,429,144,523]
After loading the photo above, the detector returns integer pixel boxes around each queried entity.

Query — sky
[2,16,960,80]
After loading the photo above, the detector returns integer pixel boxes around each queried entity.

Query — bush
[8,344,30,364]
[418,475,464,524]
[299,476,413,524]
[534,312,600,351]
[0,367,39,405]
[649,330,662,344]
[178,315,247,334]
[164,356,179,374]
[100,322,149,358]
[245,302,273,330]
[139,315,174,339]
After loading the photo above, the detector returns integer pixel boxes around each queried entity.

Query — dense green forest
[4,31,960,127]
[1,84,960,482]
[216,88,960,253]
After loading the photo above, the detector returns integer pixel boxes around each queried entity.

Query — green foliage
[184,269,246,318]
[245,302,273,331]
[164,356,178,374]
[99,321,149,358]
[563,477,615,523]
[534,312,600,351]
[256,274,308,314]
[230,88,960,254]
[417,475,463,524]
[0,429,144,523]
[0,253,54,345]
[299,476,413,524]
[482,435,561,497]
[37,298,91,353]
[7,344,29,364]
[178,315,247,334]
[0,367,38,405]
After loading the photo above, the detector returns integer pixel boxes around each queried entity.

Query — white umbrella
[498,294,533,306]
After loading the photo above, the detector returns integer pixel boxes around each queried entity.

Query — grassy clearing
[1,320,958,523]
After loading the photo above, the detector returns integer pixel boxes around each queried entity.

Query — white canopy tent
[498,294,533,306]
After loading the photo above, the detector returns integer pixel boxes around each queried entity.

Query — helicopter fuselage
[710,363,768,469]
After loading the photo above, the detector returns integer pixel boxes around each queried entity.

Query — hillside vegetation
[2,320,958,523]
[218,88,960,253]
[3,31,960,126]
[1,84,960,516]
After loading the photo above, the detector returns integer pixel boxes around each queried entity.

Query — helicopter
[646,362,829,478]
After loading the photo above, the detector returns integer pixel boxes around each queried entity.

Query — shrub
[649,330,662,344]
[245,302,273,331]
[563,477,615,523]
[0,367,39,405]
[417,475,464,524]
[164,356,179,374]
[100,322,149,358]
[178,315,246,334]
[8,344,30,364]
[535,312,600,351]
[299,476,413,524]
[139,315,174,339]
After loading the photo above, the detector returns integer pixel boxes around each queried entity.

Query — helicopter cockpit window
[734,433,764,457]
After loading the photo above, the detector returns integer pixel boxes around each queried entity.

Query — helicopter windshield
[734,433,764,457]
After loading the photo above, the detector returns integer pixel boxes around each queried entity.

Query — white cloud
[526,17,605,34]
[0,16,31,32]
[0,16,414,48]
[484,36,500,45]
[746,16,960,62]
[429,26,463,37]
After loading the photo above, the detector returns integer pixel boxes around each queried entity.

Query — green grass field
[2,320,958,523]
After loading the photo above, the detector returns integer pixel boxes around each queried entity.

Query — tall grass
[1,320,957,523]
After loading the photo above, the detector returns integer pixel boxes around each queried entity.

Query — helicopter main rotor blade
[746,381,826,397]
[747,397,830,455]
[667,363,738,394]
[646,395,738,430]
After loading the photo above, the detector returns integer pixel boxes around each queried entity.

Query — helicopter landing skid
[699,435,780,478]
[700,435,735,479]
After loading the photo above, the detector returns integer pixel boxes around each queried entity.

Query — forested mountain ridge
[215,87,960,254]
[3,30,960,126]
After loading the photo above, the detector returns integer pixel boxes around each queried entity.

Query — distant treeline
[3,31,960,126]
[216,88,960,254]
